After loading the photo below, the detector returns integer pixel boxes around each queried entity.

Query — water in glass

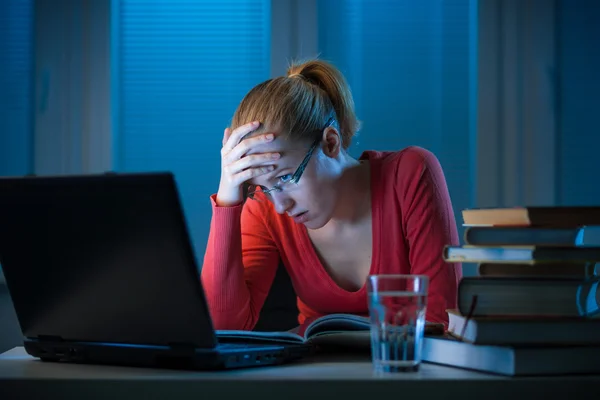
[368,290,427,373]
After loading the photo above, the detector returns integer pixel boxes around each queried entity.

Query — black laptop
[0,172,310,370]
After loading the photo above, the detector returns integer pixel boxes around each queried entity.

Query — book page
[216,314,445,346]
[215,329,304,344]
[303,313,371,339]
[305,319,445,348]
[303,313,445,339]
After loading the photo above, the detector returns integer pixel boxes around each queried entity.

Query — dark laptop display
[0,172,310,370]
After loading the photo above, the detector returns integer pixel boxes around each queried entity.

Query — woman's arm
[200,194,280,330]
[398,147,463,326]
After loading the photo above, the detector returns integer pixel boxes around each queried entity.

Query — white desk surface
[1,346,599,400]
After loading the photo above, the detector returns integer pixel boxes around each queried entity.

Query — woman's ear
[321,127,342,158]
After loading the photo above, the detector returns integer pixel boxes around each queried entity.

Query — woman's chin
[302,214,329,230]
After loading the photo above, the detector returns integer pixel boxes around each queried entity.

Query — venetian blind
[115,0,271,260]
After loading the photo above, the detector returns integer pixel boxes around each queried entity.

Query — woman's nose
[271,193,293,215]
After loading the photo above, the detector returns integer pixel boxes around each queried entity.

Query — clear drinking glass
[367,274,429,373]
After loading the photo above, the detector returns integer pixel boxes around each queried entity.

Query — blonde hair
[230,59,360,149]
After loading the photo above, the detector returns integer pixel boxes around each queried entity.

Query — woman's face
[246,132,342,230]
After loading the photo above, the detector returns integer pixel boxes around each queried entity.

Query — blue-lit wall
[558,0,600,205]
[114,0,271,258]
[318,0,476,240]
[0,0,33,177]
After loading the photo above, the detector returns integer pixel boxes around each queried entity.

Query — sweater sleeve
[397,147,463,326]
[200,194,280,330]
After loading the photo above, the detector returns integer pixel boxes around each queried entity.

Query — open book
[216,313,445,348]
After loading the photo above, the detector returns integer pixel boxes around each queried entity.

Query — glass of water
[367,274,428,373]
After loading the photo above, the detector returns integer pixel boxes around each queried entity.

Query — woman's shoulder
[361,146,443,177]
[363,146,451,213]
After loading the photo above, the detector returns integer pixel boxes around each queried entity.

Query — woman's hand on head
[216,121,280,207]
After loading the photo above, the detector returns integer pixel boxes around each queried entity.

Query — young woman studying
[201,59,462,330]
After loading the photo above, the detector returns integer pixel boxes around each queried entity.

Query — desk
[1,347,599,400]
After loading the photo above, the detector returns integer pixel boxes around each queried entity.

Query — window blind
[0,0,33,176]
[115,0,271,260]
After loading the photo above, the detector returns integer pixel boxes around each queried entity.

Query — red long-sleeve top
[201,146,462,330]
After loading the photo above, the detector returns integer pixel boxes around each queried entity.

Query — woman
[201,59,462,330]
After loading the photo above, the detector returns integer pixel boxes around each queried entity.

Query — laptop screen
[0,172,217,348]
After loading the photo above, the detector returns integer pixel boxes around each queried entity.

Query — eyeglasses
[246,117,335,201]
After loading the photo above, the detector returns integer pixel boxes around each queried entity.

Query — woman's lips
[292,211,309,223]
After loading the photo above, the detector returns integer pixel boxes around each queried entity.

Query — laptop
[0,172,311,370]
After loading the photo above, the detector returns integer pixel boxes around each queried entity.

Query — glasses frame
[246,117,335,200]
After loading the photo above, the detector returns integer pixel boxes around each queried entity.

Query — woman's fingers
[225,152,280,177]
[222,121,260,152]
[224,133,275,164]
[222,127,232,147]
[233,165,276,187]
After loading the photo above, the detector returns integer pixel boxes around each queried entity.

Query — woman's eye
[277,174,292,184]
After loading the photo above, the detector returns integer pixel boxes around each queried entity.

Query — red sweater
[201,146,462,330]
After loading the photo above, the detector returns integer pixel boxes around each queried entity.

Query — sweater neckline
[297,151,383,297]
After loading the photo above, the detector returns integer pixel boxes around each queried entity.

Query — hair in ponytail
[231,59,360,149]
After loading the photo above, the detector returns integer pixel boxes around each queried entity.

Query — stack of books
[422,206,600,376]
